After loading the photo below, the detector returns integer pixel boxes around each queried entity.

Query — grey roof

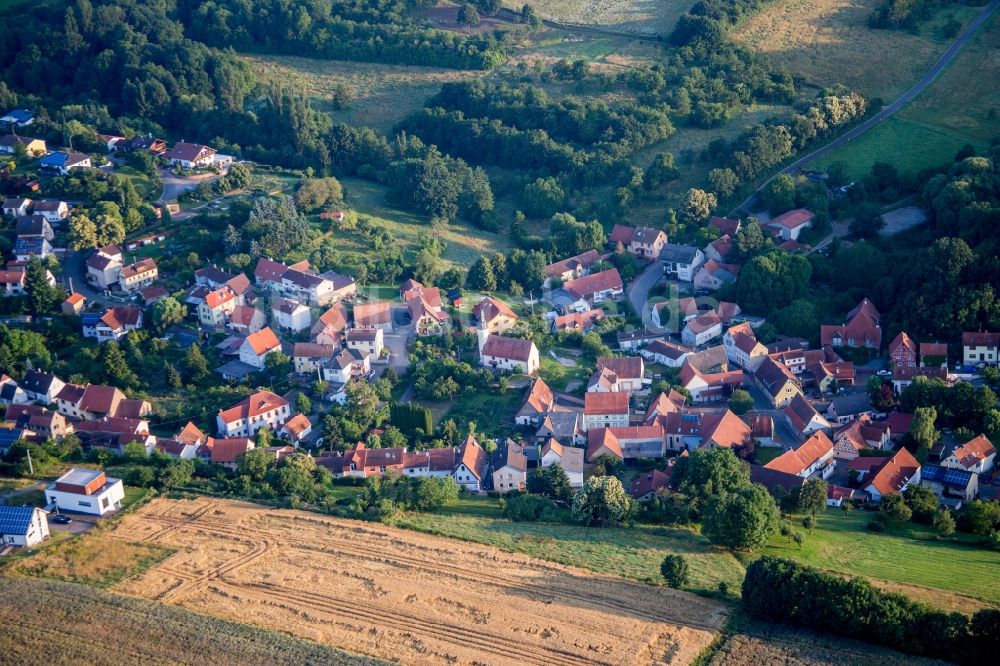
[20,370,58,395]
[617,329,662,344]
[660,244,700,264]
[830,393,872,416]
[215,360,257,380]
[549,289,578,308]
[0,505,39,536]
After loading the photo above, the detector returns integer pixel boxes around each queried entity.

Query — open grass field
[706,618,948,665]
[0,577,382,665]
[764,509,1000,613]
[813,11,1000,179]
[105,497,726,665]
[9,537,174,588]
[500,0,697,37]
[244,55,481,135]
[733,0,980,99]
[306,177,512,268]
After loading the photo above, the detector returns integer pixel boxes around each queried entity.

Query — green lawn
[391,504,747,594]
[765,509,1000,608]
[114,166,156,198]
[539,352,590,391]
[753,446,785,466]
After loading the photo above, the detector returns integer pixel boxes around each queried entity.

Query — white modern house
[46,468,124,516]
[0,505,49,547]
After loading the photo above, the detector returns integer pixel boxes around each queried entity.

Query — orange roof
[65,292,84,305]
[281,413,312,439]
[564,268,623,299]
[700,410,751,448]
[208,437,253,463]
[457,435,486,479]
[950,434,995,469]
[217,390,288,425]
[889,331,917,356]
[867,448,920,497]
[523,378,555,414]
[472,296,517,323]
[244,327,280,355]
[586,428,624,460]
[176,421,207,446]
[765,431,833,475]
[354,301,392,327]
[204,286,237,309]
[584,391,629,415]
[552,310,605,331]
[768,208,814,229]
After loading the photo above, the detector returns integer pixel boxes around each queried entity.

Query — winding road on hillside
[728,0,1000,217]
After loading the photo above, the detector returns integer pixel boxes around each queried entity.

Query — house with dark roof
[826,392,876,425]
[831,415,889,460]
[163,141,216,169]
[38,151,92,175]
[640,339,692,367]
[920,464,978,507]
[0,505,49,547]
[660,244,705,282]
[753,356,802,408]
[544,249,601,286]
[19,370,65,404]
[491,440,528,493]
[0,134,46,156]
[630,467,672,501]
[962,330,998,366]
[118,257,158,293]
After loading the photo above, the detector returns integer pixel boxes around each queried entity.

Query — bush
[660,554,690,589]
[501,493,557,522]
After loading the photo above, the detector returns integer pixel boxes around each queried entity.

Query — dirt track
[110,498,726,665]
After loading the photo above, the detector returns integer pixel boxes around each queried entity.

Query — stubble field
[107,497,727,665]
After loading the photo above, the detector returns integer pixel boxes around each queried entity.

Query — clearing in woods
[107,497,727,665]
[0,577,381,666]
[499,0,697,36]
[732,0,981,99]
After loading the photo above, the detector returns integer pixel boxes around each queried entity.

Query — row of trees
[743,556,998,663]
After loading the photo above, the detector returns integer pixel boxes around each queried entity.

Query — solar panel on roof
[0,428,23,450]
[0,505,37,536]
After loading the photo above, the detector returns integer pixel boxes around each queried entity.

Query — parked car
[876,369,892,377]
[50,514,72,524]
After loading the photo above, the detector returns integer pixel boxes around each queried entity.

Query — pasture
[499,0,697,37]
[733,0,980,99]
[0,577,380,665]
[105,497,726,665]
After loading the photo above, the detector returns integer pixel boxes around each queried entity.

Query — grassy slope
[732,0,980,99]
[812,10,1000,179]
[764,509,1000,610]
[0,577,384,666]
[499,0,697,37]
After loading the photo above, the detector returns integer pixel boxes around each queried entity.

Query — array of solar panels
[0,505,38,536]
[922,464,972,486]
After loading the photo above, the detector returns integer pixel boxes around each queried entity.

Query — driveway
[627,261,664,330]
[62,250,122,308]
[727,0,1000,217]
[383,331,411,374]
[159,168,222,202]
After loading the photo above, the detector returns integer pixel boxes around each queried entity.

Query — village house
[515,378,559,426]
[321,348,371,386]
[61,292,85,316]
[657,409,750,451]
[677,356,745,404]
[640,339,692,368]
[473,296,518,334]
[753,356,802,408]
[118,258,158,293]
[335,444,405,478]
[962,330,998,366]
[83,306,143,342]
[583,392,630,431]
[609,224,668,259]
[587,424,665,461]
[346,327,384,358]
[408,293,448,336]
[0,375,29,407]
[863,448,922,502]
[199,286,242,327]
[46,468,124,516]
[829,415,889,459]
[74,417,153,453]
[477,330,539,375]
[0,505,49,548]
[660,244,705,282]
[543,249,601,287]
[538,439,585,487]
[239,327,282,368]
[163,141,216,169]
[889,331,917,369]
[491,441,528,493]
[15,214,54,241]
[228,305,266,334]
[587,356,647,393]
[0,134,46,156]
[561,268,624,309]
[826,393,876,424]
[4,404,70,441]
[453,436,487,491]
[293,342,336,374]
[535,412,585,446]
[38,151,92,175]
[19,370,65,404]
[919,342,948,368]
[942,434,995,475]
[765,431,836,480]
[552,309,605,333]
[2,197,32,217]
[891,366,948,394]
[32,200,70,224]
[13,235,52,261]
[682,312,723,348]
[272,297,311,332]
[0,109,34,127]
[195,266,236,288]
[784,393,832,439]
[765,209,814,241]
[616,329,662,351]
[216,390,291,437]
[126,135,168,154]
[402,448,460,479]
[55,383,150,422]
[354,301,393,330]
[208,438,254,468]
[821,298,882,350]
[693,259,741,292]
[311,303,349,345]
[278,413,313,445]
[86,245,124,289]
[643,390,687,424]
[704,234,735,263]
[630,468,672,502]
[919,464,978,508]
[723,322,768,371]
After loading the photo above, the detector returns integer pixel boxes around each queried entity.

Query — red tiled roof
[244,327,280,355]
[254,258,288,282]
[522,378,555,414]
[354,301,392,327]
[564,269,623,300]
[481,334,535,362]
[217,390,288,425]
[596,356,643,379]
[768,208,814,229]
[867,448,920,497]
[281,413,312,439]
[889,331,917,356]
[584,391,629,415]
[630,468,671,498]
[962,331,999,348]
[293,342,335,359]
[765,431,833,475]
[473,296,517,323]
[457,435,486,480]
[552,309,605,331]
[709,217,741,236]
[120,257,157,279]
[949,434,996,470]
[208,437,253,463]
[608,224,636,245]
[545,250,601,278]
[176,421,206,446]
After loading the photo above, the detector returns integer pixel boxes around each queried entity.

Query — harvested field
[707,620,948,665]
[110,497,727,665]
[0,577,380,665]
